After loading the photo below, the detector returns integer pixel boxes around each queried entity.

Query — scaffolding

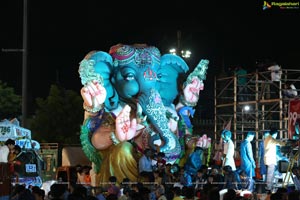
[214,68,300,156]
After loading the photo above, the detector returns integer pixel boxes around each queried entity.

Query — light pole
[2,0,28,127]
[242,108,244,140]
[169,30,191,58]
[22,0,28,127]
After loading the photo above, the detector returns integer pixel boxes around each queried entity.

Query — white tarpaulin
[0,119,31,141]
[61,146,91,166]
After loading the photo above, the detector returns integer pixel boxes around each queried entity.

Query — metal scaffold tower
[214,68,300,155]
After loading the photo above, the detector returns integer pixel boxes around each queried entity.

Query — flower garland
[80,110,105,173]
[206,144,211,167]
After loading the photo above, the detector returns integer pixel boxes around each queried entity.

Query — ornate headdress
[109,44,161,67]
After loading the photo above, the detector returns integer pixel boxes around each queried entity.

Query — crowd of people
[2,124,300,200]
[38,133,300,200]
[2,127,300,200]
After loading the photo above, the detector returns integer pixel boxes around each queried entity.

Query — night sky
[1,0,300,116]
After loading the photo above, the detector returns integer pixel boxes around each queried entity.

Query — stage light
[169,48,191,58]
[244,105,250,111]
[182,50,191,58]
[169,48,176,55]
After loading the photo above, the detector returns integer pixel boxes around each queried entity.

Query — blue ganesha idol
[78,43,210,185]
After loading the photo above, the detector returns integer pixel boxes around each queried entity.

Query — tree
[0,80,21,120]
[29,84,84,144]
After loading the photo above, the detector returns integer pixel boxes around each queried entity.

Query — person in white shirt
[268,64,282,82]
[264,128,286,191]
[0,145,10,163]
[258,131,270,181]
[139,148,154,182]
[267,64,282,99]
[283,83,298,98]
[0,139,15,163]
[221,130,236,171]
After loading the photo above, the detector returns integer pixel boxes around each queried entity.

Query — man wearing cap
[264,128,286,192]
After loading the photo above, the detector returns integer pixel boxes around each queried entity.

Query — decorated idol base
[12,176,43,188]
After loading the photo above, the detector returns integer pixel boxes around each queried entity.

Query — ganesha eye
[125,74,135,81]
[157,73,162,79]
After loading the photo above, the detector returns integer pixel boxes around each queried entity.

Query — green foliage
[0,81,21,120]
[29,84,84,144]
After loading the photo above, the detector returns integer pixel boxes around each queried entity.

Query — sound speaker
[255,180,266,193]
[278,160,289,173]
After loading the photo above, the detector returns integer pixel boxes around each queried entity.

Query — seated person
[282,83,298,98]
[239,170,254,192]
[223,165,238,190]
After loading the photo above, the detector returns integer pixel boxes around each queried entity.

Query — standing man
[258,131,270,181]
[264,128,285,192]
[240,131,256,191]
[268,64,282,82]
[267,63,282,99]
[139,148,154,182]
[221,130,236,171]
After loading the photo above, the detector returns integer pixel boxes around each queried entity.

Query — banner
[288,99,300,139]
[0,120,31,141]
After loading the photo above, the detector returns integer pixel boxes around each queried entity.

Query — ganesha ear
[90,51,114,83]
[160,54,189,74]
[89,51,113,69]
[79,51,113,86]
